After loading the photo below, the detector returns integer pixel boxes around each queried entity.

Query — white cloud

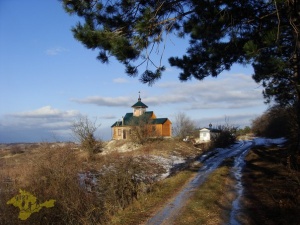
[72,96,133,107]
[72,73,264,111]
[113,78,128,83]
[11,106,79,118]
[0,106,81,142]
[153,73,263,109]
[99,115,117,120]
[41,121,73,129]
[45,47,68,56]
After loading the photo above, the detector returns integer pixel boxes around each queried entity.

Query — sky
[0,0,269,143]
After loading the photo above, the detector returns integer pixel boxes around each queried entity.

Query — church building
[111,94,172,140]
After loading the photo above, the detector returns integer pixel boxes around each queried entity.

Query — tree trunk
[289,0,300,157]
[295,51,300,156]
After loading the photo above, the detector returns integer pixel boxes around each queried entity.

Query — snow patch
[149,155,186,179]
[253,137,286,146]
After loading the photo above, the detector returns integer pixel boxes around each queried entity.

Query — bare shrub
[72,116,103,156]
[96,153,166,215]
[211,124,237,148]
[3,146,103,225]
[38,148,104,224]
[173,112,196,139]
[9,145,24,155]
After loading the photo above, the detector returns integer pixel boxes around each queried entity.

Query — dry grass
[0,143,103,225]
[135,138,205,158]
[173,159,235,225]
[1,139,203,225]
[108,170,195,225]
[99,152,233,225]
[239,145,300,225]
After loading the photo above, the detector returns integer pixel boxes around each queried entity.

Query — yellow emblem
[7,189,55,220]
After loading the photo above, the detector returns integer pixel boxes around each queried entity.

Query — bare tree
[251,105,291,138]
[71,116,102,155]
[173,112,196,139]
[128,115,159,144]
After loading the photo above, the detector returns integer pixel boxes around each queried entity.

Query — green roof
[111,112,170,127]
[111,121,122,127]
[152,118,169,124]
[131,100,148,108]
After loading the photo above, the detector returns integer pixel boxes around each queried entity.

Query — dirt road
[145,141,254,225]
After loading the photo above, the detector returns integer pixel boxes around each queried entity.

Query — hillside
[0,139,205,224]
[1,139,299,224]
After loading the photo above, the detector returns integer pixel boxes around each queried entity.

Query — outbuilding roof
[200,127,221,133]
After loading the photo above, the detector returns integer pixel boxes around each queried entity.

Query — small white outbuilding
[199,128,211,142]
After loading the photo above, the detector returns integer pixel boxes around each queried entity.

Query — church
[111,94,172,140]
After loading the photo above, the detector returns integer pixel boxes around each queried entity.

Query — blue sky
[0,0,268,143]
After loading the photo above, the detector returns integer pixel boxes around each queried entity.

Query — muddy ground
[239,145,300,225]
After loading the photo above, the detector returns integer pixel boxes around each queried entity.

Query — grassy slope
[239,145,300,225]
[1,141,299,225]
[173,159,236,225]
